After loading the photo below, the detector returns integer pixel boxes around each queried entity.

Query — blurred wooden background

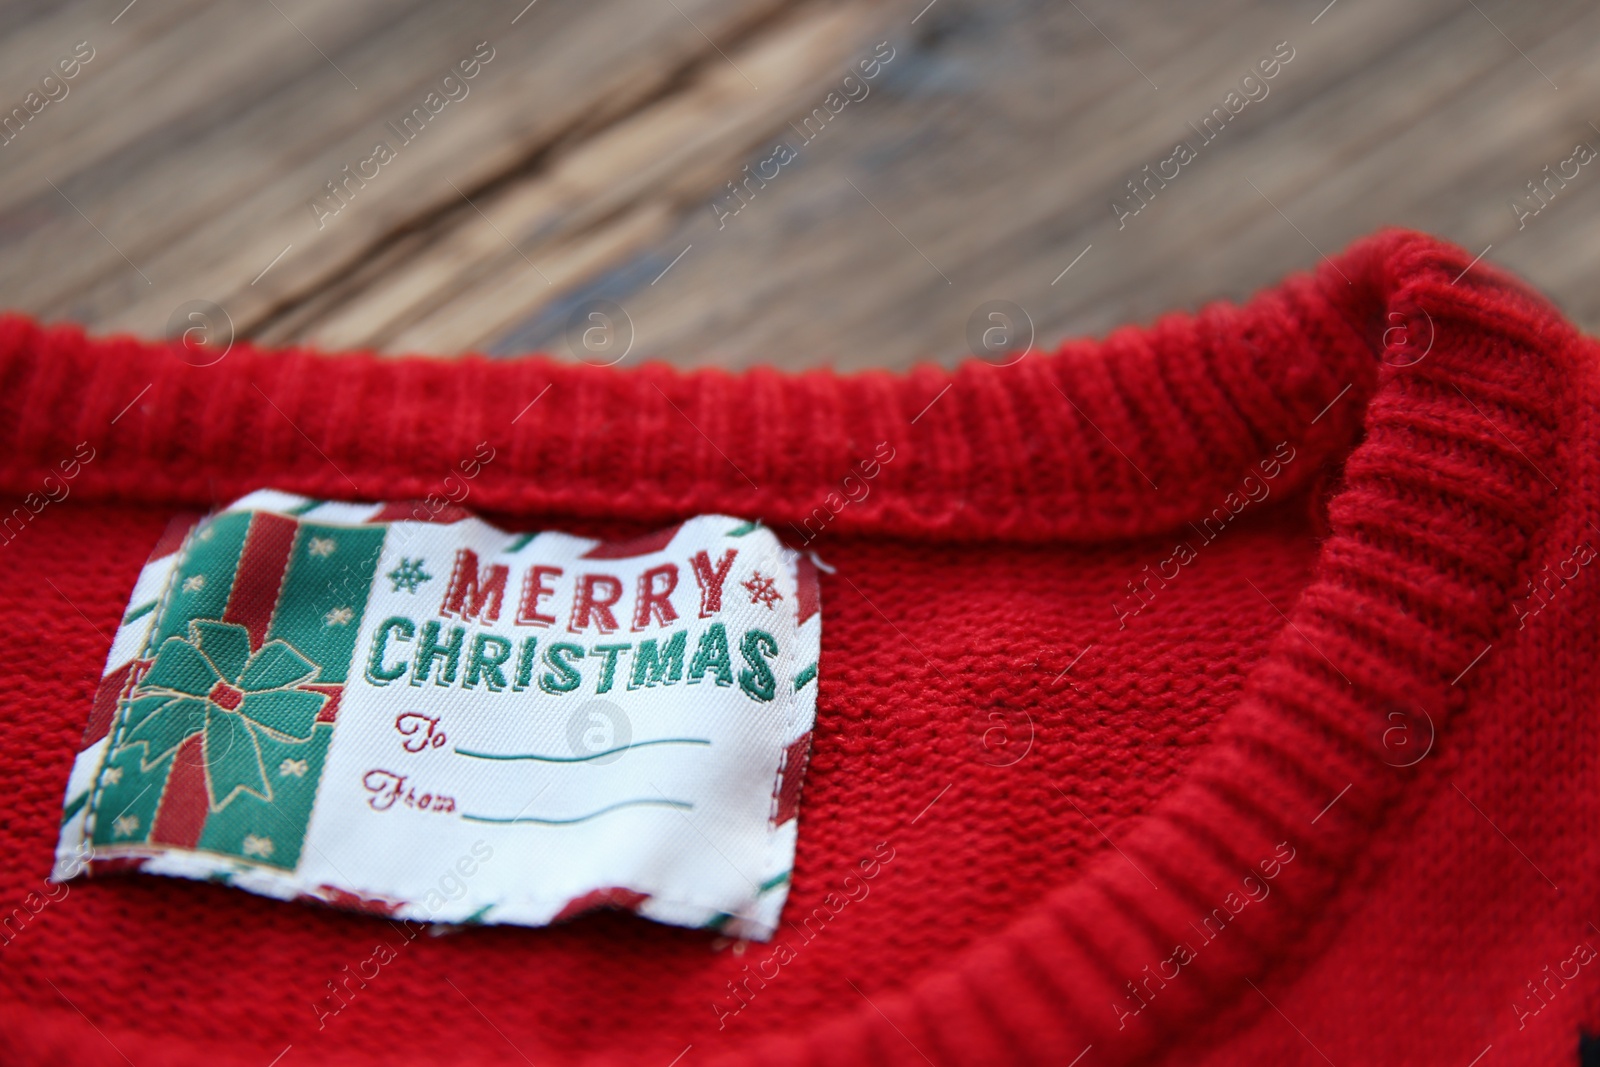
[3,0,1597,370]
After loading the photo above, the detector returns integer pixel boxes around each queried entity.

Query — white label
[55,490,821,941]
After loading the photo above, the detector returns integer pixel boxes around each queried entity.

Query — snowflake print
[101,766,123,786]
[387,557,433,594]
[112,814,140,838]
[307,537,337,558]
[182,574,206,593]
[241,834,274,858]
[279,758,308,778]
[323,606,355,627]
[743,571,782,610]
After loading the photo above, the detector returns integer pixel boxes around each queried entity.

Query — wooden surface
[3,0,1597,371]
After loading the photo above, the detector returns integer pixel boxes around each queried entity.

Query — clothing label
[54,491,821,941]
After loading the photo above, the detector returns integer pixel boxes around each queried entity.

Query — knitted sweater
[2,229,1596,1066]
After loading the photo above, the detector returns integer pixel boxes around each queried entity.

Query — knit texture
[1,229,1597,1065]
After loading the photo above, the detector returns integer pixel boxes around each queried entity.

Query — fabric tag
[54,490,821,941]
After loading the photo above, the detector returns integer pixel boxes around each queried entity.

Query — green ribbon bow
[119,620,327,811]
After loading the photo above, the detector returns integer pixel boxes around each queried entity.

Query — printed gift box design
[87,509,385,869]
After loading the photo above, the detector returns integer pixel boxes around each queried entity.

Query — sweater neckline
[0,230,1577,1065]
[770,236,1575,1064]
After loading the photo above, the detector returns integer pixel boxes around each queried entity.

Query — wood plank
[469,0,1598,370]
[1,0,1595,369]
[0,0,804,338]
[274,1,890,353]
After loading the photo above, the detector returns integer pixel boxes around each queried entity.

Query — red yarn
[2,230,1598,1066]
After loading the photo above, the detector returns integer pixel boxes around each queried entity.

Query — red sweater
[2,229,1597,1066]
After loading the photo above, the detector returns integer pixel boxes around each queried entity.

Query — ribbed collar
[0,253,1377,544]
[0,229,1579,1066]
